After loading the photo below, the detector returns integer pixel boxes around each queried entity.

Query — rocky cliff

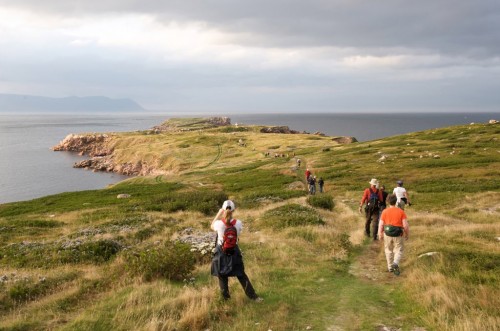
[52,133,159,176]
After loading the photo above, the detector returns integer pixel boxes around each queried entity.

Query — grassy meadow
[0,119,499,330]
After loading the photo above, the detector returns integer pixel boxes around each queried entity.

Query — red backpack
[222,219,238,255]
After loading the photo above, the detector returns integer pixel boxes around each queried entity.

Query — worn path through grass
[287,242,426,331]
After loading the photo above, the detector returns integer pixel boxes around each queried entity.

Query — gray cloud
[0,1,499,112]
[1,0,499,58]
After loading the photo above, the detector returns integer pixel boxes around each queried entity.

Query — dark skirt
[211,245,245,277]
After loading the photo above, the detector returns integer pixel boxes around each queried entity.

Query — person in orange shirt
[378,194,410,275]
[359,178,384,240]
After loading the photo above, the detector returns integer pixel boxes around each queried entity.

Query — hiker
[359,178,384,240]
[378,194,410,275]
[296,158,301,167]
[318,177,325,193]
[393,180,411,210]
[379,185,389,214]
[308,175,317,195]
[305,168,311,181]
[210,200,263,302]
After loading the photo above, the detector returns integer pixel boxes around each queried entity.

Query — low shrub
[259,204,324,229]
[6,272,78,304]
[218,126,249,133]
[124,241,195,281]
[307,194,334,210]
[148,190,227,215]
[240,189,306,208]
[134,227,155,241]
[58,239,122,264]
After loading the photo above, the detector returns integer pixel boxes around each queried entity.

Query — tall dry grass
[401,193,500,331]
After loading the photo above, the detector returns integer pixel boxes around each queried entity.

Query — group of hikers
[359,178,411,275]
[305,168,324,194]
[209,177,412,301]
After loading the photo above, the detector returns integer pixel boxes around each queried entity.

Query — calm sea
[0,112,497,203]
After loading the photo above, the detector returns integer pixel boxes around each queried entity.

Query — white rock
[418,252,439,258]
[117,194,131,199]
[489,119,498,124]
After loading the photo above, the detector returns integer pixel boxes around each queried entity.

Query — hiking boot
[392,264,400,276]
[253,297,264,303]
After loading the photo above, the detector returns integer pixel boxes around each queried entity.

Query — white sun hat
[222,200,236,211]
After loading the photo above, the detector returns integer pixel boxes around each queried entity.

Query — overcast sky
[0,1,499,113]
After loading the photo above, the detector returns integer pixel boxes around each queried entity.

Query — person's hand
[358,205,362,213]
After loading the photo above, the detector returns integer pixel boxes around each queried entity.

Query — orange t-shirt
[380,207,407,227]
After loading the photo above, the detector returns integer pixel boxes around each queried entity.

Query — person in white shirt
[210,200,263,302]
[392,180,411,210]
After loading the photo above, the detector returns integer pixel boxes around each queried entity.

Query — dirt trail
[349,239,397,284]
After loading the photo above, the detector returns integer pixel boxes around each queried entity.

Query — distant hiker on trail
[308,175,317,195]
[359,178,384,240]
[305,168,311,181]
[296,158,301,167]
[393,180,411,210]
[318,177,325,193]
[211,200,263,302]
[378,194,410,275]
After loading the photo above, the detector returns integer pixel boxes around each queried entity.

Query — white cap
[222,200,235,211]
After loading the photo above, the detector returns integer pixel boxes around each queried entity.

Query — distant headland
[52,117,357,176]
[0,93,144,113]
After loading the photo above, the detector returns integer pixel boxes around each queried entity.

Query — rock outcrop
[53,133,162,176]
[151,117,231,133]
[52,134,112,157]
[259,126,301,134]
[331,136,358,144]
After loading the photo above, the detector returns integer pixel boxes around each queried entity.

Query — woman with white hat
[210,200,263,301]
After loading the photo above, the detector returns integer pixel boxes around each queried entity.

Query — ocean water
[0,112,497,203]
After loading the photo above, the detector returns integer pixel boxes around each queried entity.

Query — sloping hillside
[0,120,498,331]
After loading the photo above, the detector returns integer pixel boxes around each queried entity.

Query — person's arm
[359,189,367,212]
[211,208,224,230]
[402,218,409,239]
[404,191,411,205]
[378,217,385,239]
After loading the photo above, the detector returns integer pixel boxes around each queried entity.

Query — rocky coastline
[52,133,156,176]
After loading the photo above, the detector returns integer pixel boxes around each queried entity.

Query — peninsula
[52,117,357,176]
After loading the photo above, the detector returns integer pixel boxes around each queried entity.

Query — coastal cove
[0,112,497,203]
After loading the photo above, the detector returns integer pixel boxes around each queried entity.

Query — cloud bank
[0,1,499,112]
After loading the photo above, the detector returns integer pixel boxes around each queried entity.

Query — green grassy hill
[0,120,499,330]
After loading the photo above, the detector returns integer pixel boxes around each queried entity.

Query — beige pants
[383,235,404,270]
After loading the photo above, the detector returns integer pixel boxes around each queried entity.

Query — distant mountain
[0,93,144,112]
